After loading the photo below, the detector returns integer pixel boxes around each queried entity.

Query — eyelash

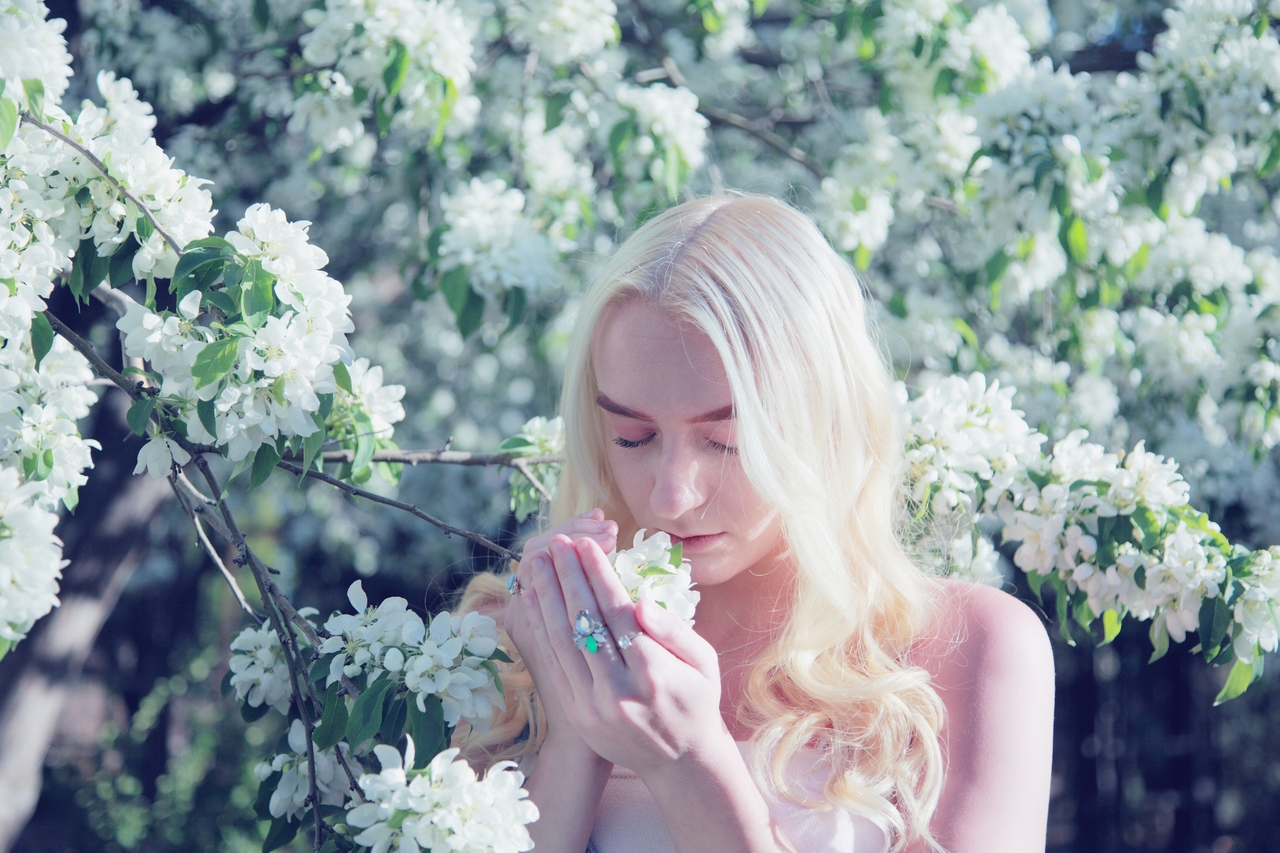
[612,434,737,454]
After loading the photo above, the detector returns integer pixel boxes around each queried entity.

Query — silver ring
[507,574,522,595]
[572,609,609,654]
[615,630,643,650]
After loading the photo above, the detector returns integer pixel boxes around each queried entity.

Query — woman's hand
[504,509,617,749]
[521,533,731,777]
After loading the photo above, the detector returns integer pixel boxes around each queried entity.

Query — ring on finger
[572,609,610,654]
[507,574,523,595]
[614,630,644,650]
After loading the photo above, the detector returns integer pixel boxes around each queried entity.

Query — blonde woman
[460,194,1054,852]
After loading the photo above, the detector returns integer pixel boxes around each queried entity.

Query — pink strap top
[588,742,888,853]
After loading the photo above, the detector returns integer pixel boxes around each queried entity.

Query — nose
[649,437,705,521]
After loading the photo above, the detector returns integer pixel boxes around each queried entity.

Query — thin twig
[173,479,263,621]
[314,448,562,468]
[658,58,823,179]
[277,460,521,563]
[511,458,553,503]
[44,311,146,401]
[21,115,183,255]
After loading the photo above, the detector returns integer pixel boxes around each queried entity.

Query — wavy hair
[459,194,945,850]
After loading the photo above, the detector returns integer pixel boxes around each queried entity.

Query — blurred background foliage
[3,0,1280,850]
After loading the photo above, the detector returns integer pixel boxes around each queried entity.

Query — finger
[520,578,583,710]
[528,552,598,688]
[546,537,626,675]
[635,597,720,679]
[575,538,642,652]
[513,529,616,595]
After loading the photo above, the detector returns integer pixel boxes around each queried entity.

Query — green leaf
[1131,505,1162,547]
[30,312,54,370]
[250,441,281,490]
[853,244,872,271]
[135,213,155,245]
[63,485,78,513]
[254,771,281,821]
[1065,217,1088,265]
[240,700,271,723]
[1198,594,1232,660]
[1055,586,1074,646]
[197,398,219,441]
[1255,13,1271,38]
[346,676,393,748]
[662,144,686,201]
[109,235,141,289]
[0,97,17,152]
[382,41,410,97]
[448,285,485,339]
[1259,131,1280,177]
[380,693,409,745]
[301,423,327,480]
[490,647,514,664]
[608,118,636,175]
[406,693,446,764]
[171,247,225,300]
[545,92,571,131]
[1101,609,1122,645]
[253,0,270,29]
[886,288,907,319]
[241,264,275,325]
[22,79,44,119]
[668,541,684,568]
[192,337,240,390]
[262,815,298,853]
[1025,569,1047,604]
[126,396,156,437]
[351,411,377,475]
[504,286,527,334]
[333,360,352,394]
[1214,656,1259,706]
[1149,618,1170,663]
[439,266,470,315]
[203,289,238,318]
[1072,595,1094,632]
[313,681,349,751]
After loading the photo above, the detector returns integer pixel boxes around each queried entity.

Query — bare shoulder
[913,578,1054,698]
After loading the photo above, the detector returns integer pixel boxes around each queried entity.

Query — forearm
[524,736,614,853]
[640,737,788,853]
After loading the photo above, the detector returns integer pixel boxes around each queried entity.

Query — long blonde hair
[458,194,945,850]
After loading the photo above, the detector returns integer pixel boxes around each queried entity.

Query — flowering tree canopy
[5,0,1280,846]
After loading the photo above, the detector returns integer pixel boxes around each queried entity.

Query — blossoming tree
[4,0,1280,847]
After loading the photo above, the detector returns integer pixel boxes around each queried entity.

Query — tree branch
[276,460,521,564]
[21,115,184,256]
[43,311,146,401]
[314,448,562,468]
[170,477,263,621]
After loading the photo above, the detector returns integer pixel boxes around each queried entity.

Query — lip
[663,531,725,553]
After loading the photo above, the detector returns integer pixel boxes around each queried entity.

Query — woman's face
[591,299,786,589]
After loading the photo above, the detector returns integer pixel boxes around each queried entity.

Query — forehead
[591,300,731,412]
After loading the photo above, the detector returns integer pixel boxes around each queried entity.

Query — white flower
[402,610,505,731]
[439,178,558,298]
[132,434,191,479]
[228,623,294,714]
[505,0,618,64]
[347,742,537,853]
[607,529,700,626]
[0,464,68,644]
[265,720,351,821]
[615,83,709,173]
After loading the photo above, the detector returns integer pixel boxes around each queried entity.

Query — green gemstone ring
[572,610,610,654]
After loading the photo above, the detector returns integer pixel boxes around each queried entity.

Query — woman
[459,194,1054,852]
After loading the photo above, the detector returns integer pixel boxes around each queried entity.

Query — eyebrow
[595,393,733,424]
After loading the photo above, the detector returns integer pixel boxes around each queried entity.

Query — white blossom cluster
[899,375,1280,667]
[438,177,559,299]
[228,622,296,715]
[294,0,479,151]
[0,466,67,647]
[347,740,537,853]
[319,581,506,731]
[608,529,700,626]
[614,83,710,177]
[253,719,353,821]
[115,203,405,467]
[504,0,618,66]
[0,1,72,114]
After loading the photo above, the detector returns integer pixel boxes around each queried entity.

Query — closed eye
[614,434,655,449]
[706,438,737,454]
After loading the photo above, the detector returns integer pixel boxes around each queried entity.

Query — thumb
[635,597,718,679]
